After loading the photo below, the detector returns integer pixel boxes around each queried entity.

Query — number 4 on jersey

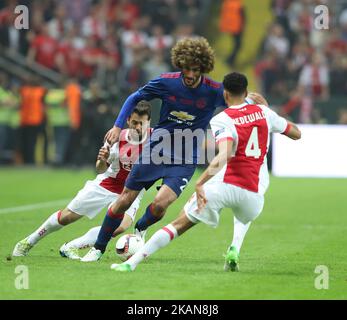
[245,127,261,159]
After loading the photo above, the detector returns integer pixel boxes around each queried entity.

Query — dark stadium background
[0,0,346,167]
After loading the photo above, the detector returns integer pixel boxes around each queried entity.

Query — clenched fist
[97,145,110,163]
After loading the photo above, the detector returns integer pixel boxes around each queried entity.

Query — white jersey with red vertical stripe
[94,128,151,194]
[210,103,289,195]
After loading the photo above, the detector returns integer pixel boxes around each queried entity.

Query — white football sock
[231,217,251,253]
[65,226,101,250]
[27,211,64,245]
[126,223,178,270]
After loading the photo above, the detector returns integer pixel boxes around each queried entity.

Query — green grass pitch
[0,167,346,299]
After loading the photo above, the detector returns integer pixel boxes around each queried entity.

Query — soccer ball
[115,234,144,262]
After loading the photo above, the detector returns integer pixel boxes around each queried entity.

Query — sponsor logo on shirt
[168,111,196,126]
[170,111,196,121]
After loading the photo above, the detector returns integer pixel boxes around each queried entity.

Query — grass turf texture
[0,167,346,299]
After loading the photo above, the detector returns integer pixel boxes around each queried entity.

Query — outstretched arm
[105,76,164,145]
[282,121,301,140]
[104,91,143,145]
[265,104,302,140]
[249,94,301,140]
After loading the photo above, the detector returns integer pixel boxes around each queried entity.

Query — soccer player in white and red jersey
[111,72,301,272]
[12,101,151,259]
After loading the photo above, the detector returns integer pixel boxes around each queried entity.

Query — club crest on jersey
[121,162,133,171]
[196,98,207,109]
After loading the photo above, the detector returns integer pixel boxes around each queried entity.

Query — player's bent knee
[172,212,194,235]
[114,196,132,212]
[150,201,167,217]
[59,209,81,225]
[151,197,171,215]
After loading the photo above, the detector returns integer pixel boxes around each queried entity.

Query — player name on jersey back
[230,110,266,126]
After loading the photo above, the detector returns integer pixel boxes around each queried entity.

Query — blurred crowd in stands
[255,0,347,124]
[0,0,208,166]
[0,0,346,167]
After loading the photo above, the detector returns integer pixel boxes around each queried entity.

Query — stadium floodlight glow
[272,124,347,178]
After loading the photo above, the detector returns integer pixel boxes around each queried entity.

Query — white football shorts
[184,180,264,227]
[67,180,141,221]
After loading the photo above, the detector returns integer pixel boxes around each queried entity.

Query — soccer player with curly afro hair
[81,37,264,263]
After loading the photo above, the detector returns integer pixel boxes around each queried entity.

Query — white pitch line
[0,199,70,215]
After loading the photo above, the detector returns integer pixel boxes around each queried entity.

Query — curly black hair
[171,37,215,74]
